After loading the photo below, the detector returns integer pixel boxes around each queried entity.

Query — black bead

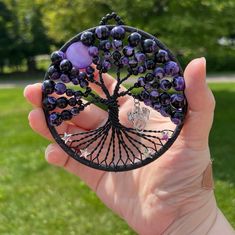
[155,49,169,63]
[79,71,87,80]
[56,97,68,109]
[77,100,83,105]
[160,93,171,105]
[151,81,160,89]
[144,73,155,82]
[99,40,111,51]
[87,74,94,81]
[128,59,138,68]
[66,89,74,97]
[50,51,65,65]
[86,66,95,74]
[112,51,122,61]
[142,39,157,53]
[74,90,83,97]
[132,69,139,75]
[48,65,58,77]
[111,26,125,40]
[78,104,85,111]
[86,87,92,93]
[42,97,57,111]
[80,31,95,46]
[70,67,79,77]
[60,59,72,73]
[42,80,55,94]
[145,59,156,70]
[128,32,141,47]
[92,56,100,65]
[68,97,77,106]
[61,110,73,121]
[140,90,150,99]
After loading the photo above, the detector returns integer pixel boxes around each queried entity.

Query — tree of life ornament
[42,13,187,172]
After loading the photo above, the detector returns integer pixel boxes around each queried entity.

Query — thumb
[181,57,215,150]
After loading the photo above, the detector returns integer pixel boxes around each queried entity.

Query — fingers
[24,83,108,130]
[182,57,215,150]
[45,143,105,191]
[28,108,68,141]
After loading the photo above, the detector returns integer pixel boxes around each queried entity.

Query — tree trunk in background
[27,57,37,72]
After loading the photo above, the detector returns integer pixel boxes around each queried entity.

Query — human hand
[24,58,221,235]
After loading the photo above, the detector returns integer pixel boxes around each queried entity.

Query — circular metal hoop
[42,21,187,172]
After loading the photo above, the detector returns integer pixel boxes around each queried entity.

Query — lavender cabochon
[66,42,92,69]
[42,13,188,172]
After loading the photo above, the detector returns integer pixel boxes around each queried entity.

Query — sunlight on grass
[0,83,234,234]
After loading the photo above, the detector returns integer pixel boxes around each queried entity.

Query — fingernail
[200,57,206,69]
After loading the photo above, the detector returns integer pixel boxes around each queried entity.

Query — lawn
[0,83,234,234]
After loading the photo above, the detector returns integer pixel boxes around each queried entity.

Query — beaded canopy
[42,13,187,172]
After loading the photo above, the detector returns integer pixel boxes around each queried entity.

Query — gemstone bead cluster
[42,23,186,127]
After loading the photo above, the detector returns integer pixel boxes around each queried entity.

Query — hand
[24,58,217,235]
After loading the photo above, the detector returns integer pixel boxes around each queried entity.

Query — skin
[24,58,219,234]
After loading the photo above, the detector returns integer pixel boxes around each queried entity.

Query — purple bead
[49,112,62,126]
[112,39,123,50]
[121,56,129,66]
[144,99,152,106]
[171,111,184,125]
[155,49,169,63]
[144,83,152,90]
[88,46,99,57]
[150,90,159,98]
[172,76,185,91]
[129,59,138,68]
[170,94,185,109]
[60,74,70,83]
[80,80,89,88]
[104,51,111,59]
[153,67,165,79]
[137,77,145,87]
[71,107,80,115]
[71,78,79,85]
[123,46,134,57]
[50,71,60,80]
[135,52,146,62]
[138,65,146,74]
[103,60,112,70]
[95,25,109,39]
[66,42,92,69]
[164,61,180,76]
[141,90,150,100]
[159,106,172,117]
[153,102,161,110]
[55,82,66,95]
[160,79,172,91]
[111,26,125,40]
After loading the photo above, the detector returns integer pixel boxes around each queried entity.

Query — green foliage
[0,0,235,72]
[0,84,234,234]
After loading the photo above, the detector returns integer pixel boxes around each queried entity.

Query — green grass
[0,84,234,234]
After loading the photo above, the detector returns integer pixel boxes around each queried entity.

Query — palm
[25,58,215,235]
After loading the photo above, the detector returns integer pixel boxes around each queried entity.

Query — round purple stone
[164,61,180,76]
[55,82,67,95]
[138,65,146,74]
[155,49,169,63]
[49,112,62,126]
[150,90,159,98]
[121,56,129,66]
[66,42,92,69]
[172,76,185,91]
